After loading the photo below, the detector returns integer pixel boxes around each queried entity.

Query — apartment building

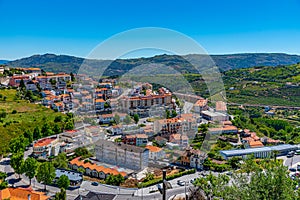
[95,139,149,171]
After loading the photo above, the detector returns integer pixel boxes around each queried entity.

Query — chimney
[28,194,31,200]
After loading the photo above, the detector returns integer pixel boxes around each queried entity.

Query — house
[69,157,127,179]
[119,87,172,116]
[33,137,60,158]
[95,99,106,111]
[122,134,148,146]
[215,101,227,112]
[9,75,31,87]
[95,139,149,171]
[145,145,165,160]
[55,168,83,187]
[154,136,168,146]
[109,125,123,135]
[247,141,264,148]
[193,99,208,113]
[0,187,50,200]
[208,125,238,134]
[179,148,206,170]
[74,192,116,200]
[169,133,189,147]
[99,113,114,124]
[154,115,197,138]
[201,110,229,122]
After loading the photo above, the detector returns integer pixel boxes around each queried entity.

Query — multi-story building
[154,114,197,138]
[179,148,206,170]
[122,134,148,146]
[95,139,149,171]
[145,145,165,160]
[193,99,208,114]
[33,137,60,158]
[201,110,229,122]
[120,87,172,116]
[169,133,189,147]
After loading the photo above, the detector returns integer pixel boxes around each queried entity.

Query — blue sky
[1,0,300,60]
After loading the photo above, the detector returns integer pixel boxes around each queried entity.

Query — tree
[23,157,38,185]
[57,175,70,190]
[114,114,120,124]
[19,79,26,90]
[36,162,56,191]
[24,130,33,144]
[171,110,177,118]
[133,114,139,124]
[105,174,125,186]
[193,173,229,200]
[54,188,66,200]
[53,123,61,134]
[70,72,75,82]
[41,123,53,137]
[64,120,74,130]
[10,152,24,179]
[222,160,298,200]
[33,127,41,140]
[53,153,68,169]
[74,147,91,159]
[0,172,8,190]
[9,135,28,154]
[165,109,170,119]
[227,157,241,169]
[124,115,131,124]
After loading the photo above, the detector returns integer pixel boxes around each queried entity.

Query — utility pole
[185,181,187,200]
[162,169,166,200]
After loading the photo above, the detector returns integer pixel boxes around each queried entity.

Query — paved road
[283,155,300,168]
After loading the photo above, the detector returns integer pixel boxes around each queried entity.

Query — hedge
[138,169,196,188]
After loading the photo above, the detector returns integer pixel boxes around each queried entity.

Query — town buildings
[122,134,148,146]
[220,144,297,160]
[120,87,172,117]
[68,157,127,179]
[145,145,165,160]
[95,139,149,171]
[0,187,50,200]
[32,136,60,158]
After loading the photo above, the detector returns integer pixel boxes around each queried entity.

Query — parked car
[91,182,99,186]
[289,168,297,172]
[296,150,300,155]
[177,180,185,186]
[287,152,295,158]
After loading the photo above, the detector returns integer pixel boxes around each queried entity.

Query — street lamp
[184,181,188,200]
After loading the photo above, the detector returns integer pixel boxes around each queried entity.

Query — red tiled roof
[70,157,127,177]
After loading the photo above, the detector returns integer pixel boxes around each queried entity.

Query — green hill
[6,53,300,75]
[0,89,67,154]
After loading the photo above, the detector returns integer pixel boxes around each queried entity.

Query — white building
[95,139,149,171]
[145,145,165,160]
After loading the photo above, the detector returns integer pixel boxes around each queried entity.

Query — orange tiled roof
[209,125,238,132]
[34,138,56,147]
[69,157,127,177]
[216,101,227,111]
[95,99,105,103]
[194,99,208,107]
[249,140,264,148]
[145,145,162,153]
[0,187,50,200]
[100,114,114,118]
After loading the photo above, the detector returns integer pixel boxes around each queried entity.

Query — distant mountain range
[0,60,8,64]
[5,53,300,76]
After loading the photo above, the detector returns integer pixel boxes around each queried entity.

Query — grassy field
[0,89,66,154]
